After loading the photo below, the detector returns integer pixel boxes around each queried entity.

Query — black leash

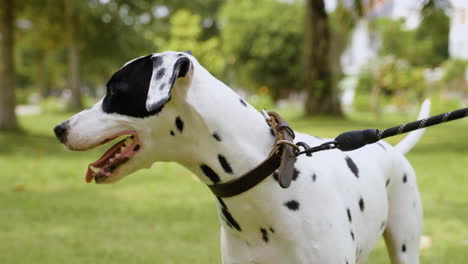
[296,107,468,156]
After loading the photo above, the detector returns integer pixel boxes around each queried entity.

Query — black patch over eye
[102,55,162,117]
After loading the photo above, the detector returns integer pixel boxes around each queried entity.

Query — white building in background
[449,0,468,60]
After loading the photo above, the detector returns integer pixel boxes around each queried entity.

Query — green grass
[0,111,467,263]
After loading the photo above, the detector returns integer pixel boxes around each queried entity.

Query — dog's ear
[145,53,192,112]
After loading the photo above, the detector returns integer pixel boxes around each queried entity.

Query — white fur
[60,51,429,264]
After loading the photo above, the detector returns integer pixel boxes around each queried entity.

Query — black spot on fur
[216,196,227,208]
[200,164,220,183]
[403,173,407,183]
[218,155,233,174]
[359,197,365,212]
[347,208,352,222]
[240,98,247,107]
[217,197,242,231]
[284,200,300,211]
[156,68,165,80]
[170,130,175,136]
[152,56,163,67]
[356,248,362,259]
[269,227,275,233]
[386,178,390,187]
[402,244,406,252]
[159,83,165,90]
[223,208,241,231]
[377,142,386,151]
[175,116,184,133]
[213,132,222,142]
[292,168,300,181]
[260,228,269,242]
[312,173,317,182]
[345,156,359,178]
[350,231,355,240]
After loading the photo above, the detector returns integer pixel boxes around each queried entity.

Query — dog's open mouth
[85,131,141,183]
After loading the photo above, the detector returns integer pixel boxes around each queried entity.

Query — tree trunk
[38,51,50,98]
[304,0,343,116]
[0,0,19,130]
[65,0,82,110]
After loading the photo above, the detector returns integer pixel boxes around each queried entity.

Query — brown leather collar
[208,111,297,197]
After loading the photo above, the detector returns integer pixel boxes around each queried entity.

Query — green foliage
[220,0,304,96]
[161,9,224,78]
[439,59,468,92]
[370,1,450,68]
[329,1,357,55]
[428,94,463,114]
[355,70,374,93]
[416,0,450,67]
[370,18,422,65]
[247,94,275,112]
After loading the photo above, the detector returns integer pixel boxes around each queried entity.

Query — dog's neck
[170,65,276,186]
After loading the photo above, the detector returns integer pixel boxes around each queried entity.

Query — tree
[16,0,66,98]
[65,0,82,110]
[371,1,449,68]
[0,0,19,130]
[304,0,342,116]
[220,0,304,101]
[415,0,450,67]
[162,9,223,77]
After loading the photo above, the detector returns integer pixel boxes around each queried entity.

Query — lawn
[0,109,467,263]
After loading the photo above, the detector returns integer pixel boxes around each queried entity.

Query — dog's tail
[394,99,431,155]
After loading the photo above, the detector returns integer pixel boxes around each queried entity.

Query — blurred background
[0,0,467,263]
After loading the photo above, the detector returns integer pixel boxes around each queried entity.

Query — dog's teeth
[115,153,121,158]
[121,146,126,152]
[125,138,133,146]
[110,158,115,163]
[90,166,100,173]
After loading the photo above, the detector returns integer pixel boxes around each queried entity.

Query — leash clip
[295,140,338,157]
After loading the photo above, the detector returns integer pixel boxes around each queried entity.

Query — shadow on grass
[0,131,73,157]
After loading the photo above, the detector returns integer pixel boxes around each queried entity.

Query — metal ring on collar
[276,140,300,153]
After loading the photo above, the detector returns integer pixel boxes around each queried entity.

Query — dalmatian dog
[54,50,430,264]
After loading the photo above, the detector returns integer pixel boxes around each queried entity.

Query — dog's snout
[54,121,70,143]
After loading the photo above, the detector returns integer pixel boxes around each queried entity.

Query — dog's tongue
[86,168,94,183]
[85,138,128,183]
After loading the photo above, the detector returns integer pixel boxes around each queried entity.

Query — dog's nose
[54,121,70,143]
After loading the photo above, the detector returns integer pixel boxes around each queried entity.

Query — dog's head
[54,50,196,183]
